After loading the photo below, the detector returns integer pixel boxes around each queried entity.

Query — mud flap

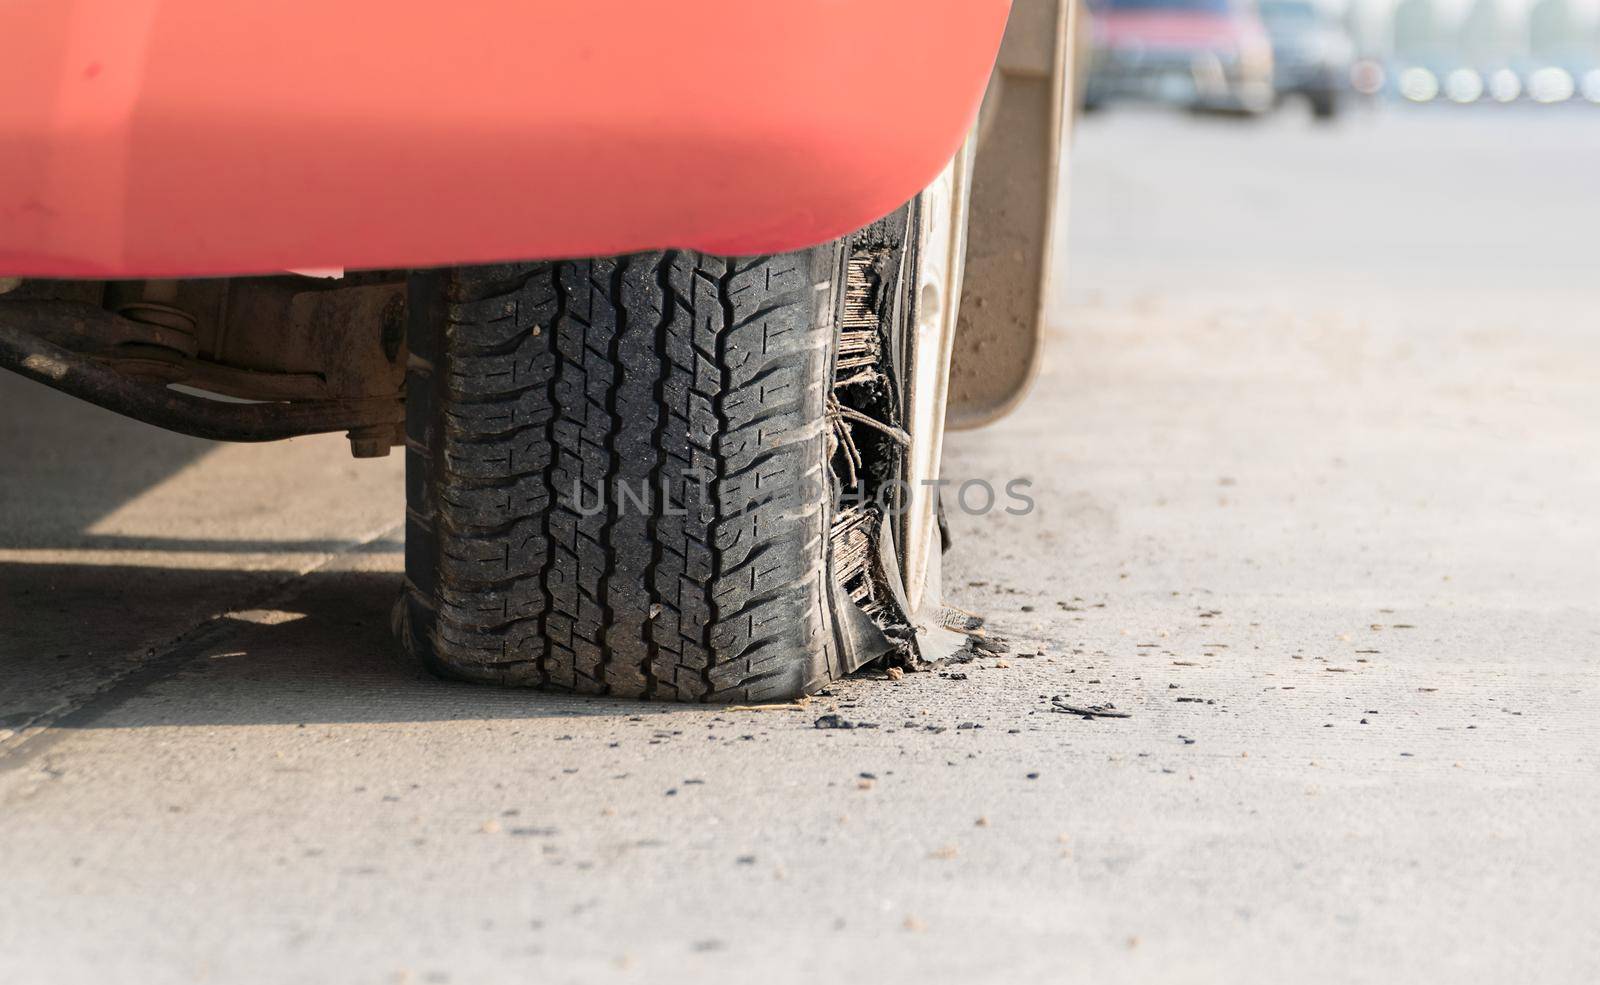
[946,0,1075,431]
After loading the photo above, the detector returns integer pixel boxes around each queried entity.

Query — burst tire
[400,242,900,702]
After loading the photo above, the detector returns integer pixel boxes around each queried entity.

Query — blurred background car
[1381,0,1600,106]
[1085,0,1600,113]
[1258,0,1355,116]
[1084,0,1277,114]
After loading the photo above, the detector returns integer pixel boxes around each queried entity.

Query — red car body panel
[0,0,1011,278]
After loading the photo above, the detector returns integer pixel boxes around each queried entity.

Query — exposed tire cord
[403,249,839,702]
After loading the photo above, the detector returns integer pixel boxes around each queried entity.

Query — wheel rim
[900,136,976,619]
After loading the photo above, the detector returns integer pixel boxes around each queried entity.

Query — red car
[1,1,1075,701]
[1086,0,1276,113]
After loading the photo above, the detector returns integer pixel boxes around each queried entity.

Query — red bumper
[0,0,1010,278]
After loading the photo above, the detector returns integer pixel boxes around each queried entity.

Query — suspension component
[0,297,402,444]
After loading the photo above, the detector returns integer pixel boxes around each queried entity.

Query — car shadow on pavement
[1,560,683,733]
[0,379,217,550]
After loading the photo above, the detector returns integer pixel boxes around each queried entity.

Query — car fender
[0,0,1010,278]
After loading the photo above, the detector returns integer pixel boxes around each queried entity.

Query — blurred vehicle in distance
[1259,0,1354,117]
[1085,0,1276,114]
[1382,0,1600,106]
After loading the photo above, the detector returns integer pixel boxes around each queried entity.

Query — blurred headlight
[1527,67,1574,104]
[1399,67,1439,102]
[1583,69,1600,103]
[1350,59,1386,95]
[1489,69,1521,103]
[1444,69,1483,104]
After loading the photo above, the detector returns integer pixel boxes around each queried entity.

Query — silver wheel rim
[901,136,976,621]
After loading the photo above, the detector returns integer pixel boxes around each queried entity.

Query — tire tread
[404,248,838,702]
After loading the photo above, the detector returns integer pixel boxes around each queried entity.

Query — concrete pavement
[2,108,1597,984]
